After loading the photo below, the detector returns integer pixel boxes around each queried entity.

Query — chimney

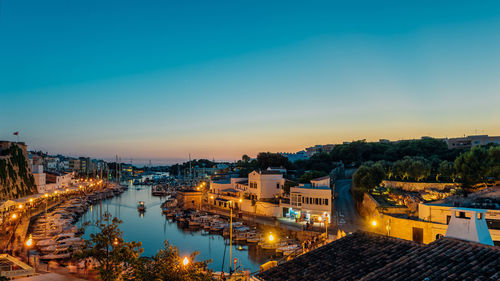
[445,208,493,246]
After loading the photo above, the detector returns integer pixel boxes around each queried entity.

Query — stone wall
[382,180,459,192]
[360,193,409,218]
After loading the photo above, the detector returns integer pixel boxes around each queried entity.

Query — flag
[13,132,19,136]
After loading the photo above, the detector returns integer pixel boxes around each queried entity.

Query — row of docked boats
[30,185,126,260]
[161,208,302,257]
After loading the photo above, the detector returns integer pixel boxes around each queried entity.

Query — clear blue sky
[1,0,500,164]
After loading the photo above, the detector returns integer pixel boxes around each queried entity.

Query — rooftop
[256,231,500,281]
[311,175,330,181]
[296,184,330,190]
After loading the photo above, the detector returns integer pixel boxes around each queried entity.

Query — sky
[1,1,500,164]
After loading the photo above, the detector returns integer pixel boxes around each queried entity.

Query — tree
[353,164,385,191]
[407,157,431,182]
[124,241,213,281]
[487,146,500,180]
[437,160,454,182]
[454,147,489,187]
[256,152,292,170]
[75,213,143,281]
[298,170,327,183]
[241,154,251,163]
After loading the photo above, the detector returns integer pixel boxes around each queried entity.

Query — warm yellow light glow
[210,195,214,199]
[371,220,377,226]
[18,204,23,209]
[26,235,33,247]
[196,187,200,191]
[239,198,242,203]
[12,214,17,219]
[29,198,33,203]
[54,190,58,194]
[268,234,274,242]
[182,257,189,266]
[44,193,48,197]
[317,216,322,222]
[113,238,119,246]
[65,189,69,192]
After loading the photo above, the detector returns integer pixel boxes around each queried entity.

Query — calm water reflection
[77,183,271,272]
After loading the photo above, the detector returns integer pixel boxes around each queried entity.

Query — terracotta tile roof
[256,231,419,281]
[362,237,500,281]
[256,231,500,281]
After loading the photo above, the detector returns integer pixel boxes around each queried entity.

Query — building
[247,170,286,200]
[282,176,333,223]
[45,171,72,190]
[31,164,46,193]
[418,203,500,244]
[278,151,308,162]
[445,135,500,149]
[208,171,286,217]
[304,144,335,157]
[255,231,500,281]
[178,191,202,209]
[69,158,80,172]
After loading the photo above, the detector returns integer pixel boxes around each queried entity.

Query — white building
[247,170,285,200]
[46,171,72,190]
[283,176,333,223]
[32,164,46,193]
[445,208,494,246]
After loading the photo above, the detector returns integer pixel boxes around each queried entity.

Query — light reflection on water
[76,182,271,272]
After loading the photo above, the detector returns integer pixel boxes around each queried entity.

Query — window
[276,183,280,189]
[324,199,328,205]
[315,198,319,205]
[446,215,451,225]
[456,211,470,219]
[477,213,483,220]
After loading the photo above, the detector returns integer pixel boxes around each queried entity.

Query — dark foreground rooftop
[256,231,500,281]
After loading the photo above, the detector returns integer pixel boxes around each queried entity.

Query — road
[334,179,366,233]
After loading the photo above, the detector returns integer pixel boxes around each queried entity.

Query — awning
[0,200,17,211]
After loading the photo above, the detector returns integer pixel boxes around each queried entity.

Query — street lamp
[26,234,33,265]
[12,213,17,219]
[268,233,274,242]
[182,257,189,266]
[371,220,377,227]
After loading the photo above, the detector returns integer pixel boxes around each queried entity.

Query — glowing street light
[371,220,377,227]
[29,198,33,203]
[182,257,189,266]
[268,233,274,242]
[26,234,33,247]
[113,238,119,246]
[12,213,17,219]
[239,198,242,203]
[210,195,214,199]
[18,204,23,209]
[44,193,49,198]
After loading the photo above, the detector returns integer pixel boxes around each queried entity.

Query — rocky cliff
[0,143,36,199]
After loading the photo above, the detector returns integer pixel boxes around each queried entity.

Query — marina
[75,179,281,273]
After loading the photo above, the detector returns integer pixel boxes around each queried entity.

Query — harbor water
[76,181,272,273]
